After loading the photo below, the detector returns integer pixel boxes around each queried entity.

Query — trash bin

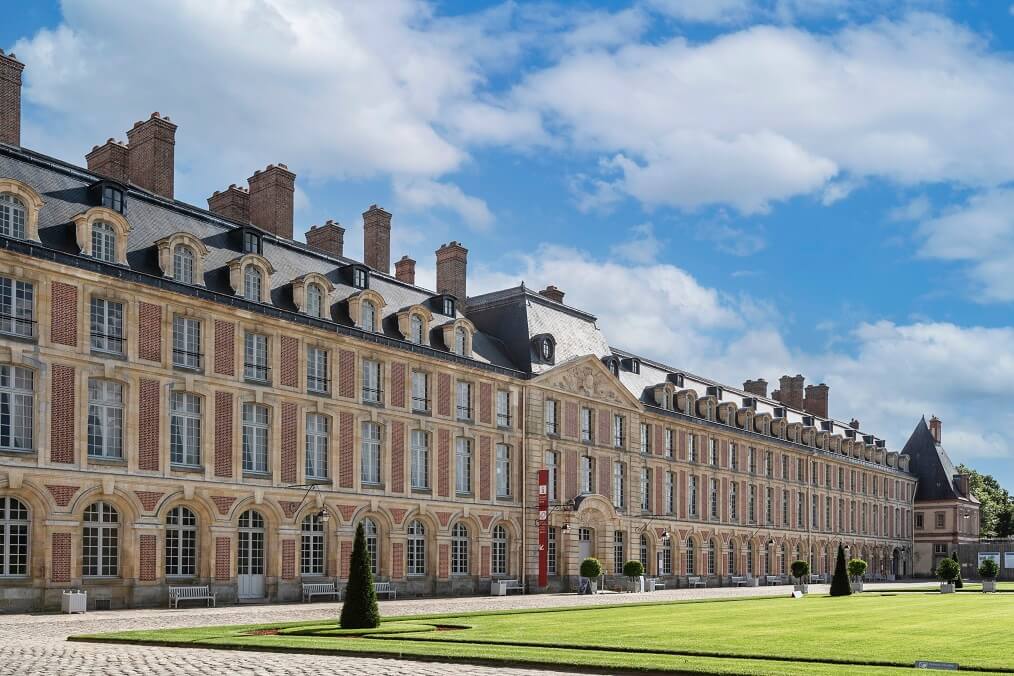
[62,590,87,614]
[491,580,506,596]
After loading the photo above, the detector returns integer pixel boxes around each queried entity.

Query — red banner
[537,469,549,587]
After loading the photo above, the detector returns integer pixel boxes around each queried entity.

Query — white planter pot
[794,584,808,594]
[983,580,997,593]
[749,577,760,587]
[851,581,864,593]
[589,581,598,594]
[61,590,87,614]
[940,583,955,594]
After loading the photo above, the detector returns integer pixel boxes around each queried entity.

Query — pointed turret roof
[901,417,978,503]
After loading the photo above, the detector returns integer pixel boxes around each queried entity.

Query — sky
[4,0,1014,487]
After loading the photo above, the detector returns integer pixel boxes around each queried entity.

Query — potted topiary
[340,522,381,629]
[829,544,852,597]
[580,557,603,594]
[979,558,999,593]
[937,557,960,593]
[952,553,964,589]
[790,560,810,594]
[623,559,645,592]
[848,558,867,593]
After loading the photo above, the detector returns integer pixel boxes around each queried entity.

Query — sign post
[537,469,549,588]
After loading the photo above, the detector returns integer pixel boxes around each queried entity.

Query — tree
[979,558,999,581]
[339,522,380,629]
[956,464,1013,538]
[951,552,963,589]
[937,557,960,585]
[623,559,645,583]
[830,544,852,597]
[790,560,809,582]
[847,558,868,582]
[580,557,603,579]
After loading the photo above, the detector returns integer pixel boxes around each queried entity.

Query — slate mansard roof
[901,417,978,503]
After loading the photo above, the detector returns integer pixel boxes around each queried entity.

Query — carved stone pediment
[534,356,642,408]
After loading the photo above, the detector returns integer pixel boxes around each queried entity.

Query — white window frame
[87,379,123,459]
[455,437,472,494]
[495,443,511,498]
[0,276,34,339]
[361,421,381,485]
[170,391,202,467]
[0,193,26,239]
[242,403,269,474]
[407,520,426,575]
[89,297,124,355]
[307,347,329,394]
[305,413,329,480]
[451,523,469,575]
[244,332,269,382]
[91,221,117,263]
[172,316,202,370]
[173,245,194,284]
[82,501,119,577]
[165,506,197,578]
[0,497,29,577]
[410,430,429,490]
[300,513,325,576]
[362,359,382,403]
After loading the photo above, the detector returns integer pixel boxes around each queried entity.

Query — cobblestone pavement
[0,582,932,675]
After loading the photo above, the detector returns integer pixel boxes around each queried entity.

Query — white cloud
[647,0,755,24]
[696,221,767,256]
[610,223,665,264]
[888,194,931,222]
[393,178,494,231]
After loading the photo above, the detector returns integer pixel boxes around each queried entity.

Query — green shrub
[979,558,1000,580]
[830,544,851,597]
[623,559,645,579]
[580,557,603,579]
[339,522,380,629]
[952,553,963,589]
[847,558,867,581]
[936,557,960,584]
[790,560,809,581]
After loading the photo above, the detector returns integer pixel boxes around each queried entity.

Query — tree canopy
[956,464,1013,538]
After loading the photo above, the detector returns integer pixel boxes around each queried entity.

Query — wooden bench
[169,585,216,608]
[730,576,750,587]
[765,575,783,586]
[688,576,706,588]
[373,581,397,599]
[302,582,341,602]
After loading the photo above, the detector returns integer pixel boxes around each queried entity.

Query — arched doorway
[238,510,265,599]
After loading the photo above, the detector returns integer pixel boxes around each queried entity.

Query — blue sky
[5,0,1014,486]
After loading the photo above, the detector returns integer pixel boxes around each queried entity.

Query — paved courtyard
[0,582,934,675]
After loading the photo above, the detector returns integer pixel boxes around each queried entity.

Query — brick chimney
[0,49,25,147]
[803,383,829,418]
[363,204,391,273]
[929,415,941,444]
[208,184,250,222]
[248,164,295,239]
[953,473,969,497]
[743,378,768,398]
[126,112,177,199]
[395,255,416,285]
[86,139,130,182]
[774,374,805,410]
[436,241,468,301]
[305,220,344,258]
[539,285,565,303]
[849,418,860,430]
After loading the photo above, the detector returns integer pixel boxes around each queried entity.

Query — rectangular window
[709,478,719,519]
[307,347,329,393]
[0,365,33,451]
[765,487,773,524]
[545,451,559,502]
[87,380,123,459]
[689,476,699,518]
[410,430,429,489]
[172,316,202,369]
[305,414,328,479]
[89,298,124,354]
[765,451,773,478]
[496,390,511,427]
[640,423,650,454]
[411,371,428,412]
[812,494,819,528]
[241,403,269,473]
[581,407,593,442]
[613,531,625,577]
[456,381,472,420]
[709,438,718,466]
[748,447,756,474]
[547,527,557,576]
[300,519,324,576]
[729,442,738,471]
[688,434,698,463]
[361,422,381,485]
[915,512,924,530]
[455,437,472,494]
[544,398,558,435]
[0,277,34,339]
[580,455,594,494]
[613,462,625,509]
[781,454,789,479]
[797,491,805,528]
[748,484,757,523]
[665,472,675,514]
[826,464,832,487]
[935,512,945,529]
[613,415,625,448]
[838,467,845,490]
[729,481,738,521]
[362,359,382,403]
[664,429,674,457]
[244,333,269,382]
[826,496,832,531]
[782,490,789,526]
[170,392,201,467]
[641,467,652,512]
[495,443,511,498]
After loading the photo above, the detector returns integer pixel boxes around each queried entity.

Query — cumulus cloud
[392,177,494,231]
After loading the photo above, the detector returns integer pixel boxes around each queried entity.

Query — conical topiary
[340,522,381,629]
[952,552,963,589]
[830,544,852,597]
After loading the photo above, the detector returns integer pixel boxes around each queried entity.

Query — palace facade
[0,51,915,610]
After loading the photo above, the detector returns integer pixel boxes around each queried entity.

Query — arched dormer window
[441,318,475,357]
[174,245,195,284]
[227,254,274,303]
[306,284,323,318]
[156,233,209,286]
[348,289,386,333]
[0,178,44,242]
[291,272,334,319]
[73,207,131,264]
[362,300,377,332]
[602,356,620,377]
[244,266,262,302]
[411,314,424,344]
[532,334,556,365]
[397,305,433,346]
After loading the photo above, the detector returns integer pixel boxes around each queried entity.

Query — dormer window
[353,268,368,289]
[541,340,552,361]
[92,222,117,262]
[102,186,124,213]
[306,284,323,318]
[362,300,377,332]
[454,326,467,355]
[410,314,424,344]
[243,230,262,255]
[443,297,455,316]
[442,318,475,358]
[533,334,556,365]
[603,356,619,377]
[173,245,195,284]
[243,265,262,302]
[629,359,640,374]
[0,193,26,239]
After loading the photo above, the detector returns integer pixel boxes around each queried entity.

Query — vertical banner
[538,469,549,587]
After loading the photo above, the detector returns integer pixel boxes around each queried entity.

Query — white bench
[647,577,666,590]
[497,579,524,595]
[169,585,216,608]
[688,576,706,588]
[765,575,783,586]
[302,582,341,602]
[730,576,750,587]
[373,581,397,599]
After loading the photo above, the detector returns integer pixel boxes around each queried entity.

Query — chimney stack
[208,184,250,222]
[929,415,941,444]
[953,473,969,497]
[86,138,130,182]
[126,112,177,199]
[395,255,416,285]
[803,383,829,418]
[305,220,345,258]
[363,204,392,273]
[743,378,768,398]
[248,164,295,239]
[436,241,468,302]
[774,374,805,410]
[539,285,565,304]
[849,418,860,430]
[0,50,25,147]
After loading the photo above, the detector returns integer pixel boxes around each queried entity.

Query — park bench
[498,579,525,595]
[373,581,397,599]
[647,577,666,590]
[302,581,341,602]
[730,576,750,587]
[688,576,706,588]
[169,585,216,608]
[765,575,783,586]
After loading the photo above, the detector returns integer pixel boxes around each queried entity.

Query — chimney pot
[247,163,295,239]
[305,219,344,258]
[208,183,250,223]
[929,415,942,444]
[395,255,416,285]
[0,50,26,146]
[539,285,565,303]
[362,204,392,273]
[436,241,468,302]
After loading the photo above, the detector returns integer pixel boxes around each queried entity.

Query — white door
[238,510,265,599]
[578,528,593,561]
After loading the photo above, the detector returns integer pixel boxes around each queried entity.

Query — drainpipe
[520,383,528,591]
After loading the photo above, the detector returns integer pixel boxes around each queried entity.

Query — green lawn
[71,593,1014,675]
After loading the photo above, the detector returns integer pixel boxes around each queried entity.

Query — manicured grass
[72,593,1014,675]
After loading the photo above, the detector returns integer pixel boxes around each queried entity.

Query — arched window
[685,539,695,575]
[454,326,467,355]
[173,245,195,284]
[87,379,123,459]
[492,525,508,576]
[362,300,377,332]
[238,510,265,581]
[451,523,469,575]
[708,539,717,575]
[410,314,424,344]
[243,266,262,302]
[660,538,672,575]
[83,502,119,577]
[0,496,29,576]
[301,513,325,576]
[306,284,323,318]
[407,520,426,575]
[362,518,379,576]
[0,193,26,239]
[91,222,117,263]
[165,506,197,577]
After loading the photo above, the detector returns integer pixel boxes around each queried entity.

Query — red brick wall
[481,545,490,578]
[211,496,236,515]
[139,534,157,582]
[50,282,77,347]
[655,470,663,515]
[51,533,71,582]
[215,537,231,581]
[213,320,234,376]
[679,430,687,461]
[564,401,578,438]
[50,364,75,464]
[340,540,353,579]
[214,391,233,478]
[338,349,355,398]
[281,539,295,580]
[391,363,406,408]
[438,543,450,579]
[599,456,610,496]
[479,436,491,501]
[721,477,729,522]
[280,402,297,484]
[138,378,160,471]
[134,490,163,512]
[138,302,162,361]
[45,484,79,507]
[437,373,451,417]
[437,429,450,498]
[597,408,610,446]
[564,449,577,501]
[280,335,298,388]
[679,471,687,519]
[390,421,405,493]
[655,425,664,456]
[392,542,404,579]
[479,382,492,424]
[338,412,354,489]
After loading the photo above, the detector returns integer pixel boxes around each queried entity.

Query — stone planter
[983,580,997,593]
[793,584,808,594]
[851,581,864,593]
[940,583,955,594]
[631,576,645,593]
[588,580,598,594]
